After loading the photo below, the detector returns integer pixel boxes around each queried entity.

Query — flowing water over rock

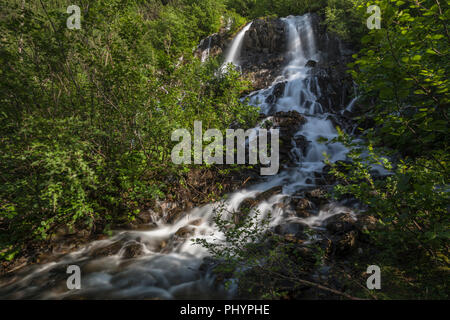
[0,14,359,300]
[222,22,253,68]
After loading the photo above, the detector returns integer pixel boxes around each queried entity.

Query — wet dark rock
[304,188,328,206]
[272,111,307,128]
[136,210,153,224]
[294,246,317,263]
[235,186,283,224]
[305,60,317,68]
[189,219,203,226]
[293,135,309,156]
[281,234,304,244]
[89,241,123,258]
[333,230,358,256]
[274,221,310,240]
[295,210,312,219]
[243,18,287,54]
[255,186,283,202]
[194,32,230,60]
[121,243,144,259]
[293,198,316,218]
[272,111,307,150]
[166,207,184,224]
[174,226,195,238]
[323,213,357,234]
[296,198,314,211]
[266,81,287,104]
[238,198,258,212]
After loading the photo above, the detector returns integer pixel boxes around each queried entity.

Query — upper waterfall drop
[282,14,318,78]
[222,22,253,69]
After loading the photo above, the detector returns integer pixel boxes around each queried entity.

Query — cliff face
[239,18,288,89]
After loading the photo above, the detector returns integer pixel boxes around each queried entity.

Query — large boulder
[323,212,357,234]
[272,111,307,141]
[121,242,144,259]
[89,241,123,258]
[265,81,287,104]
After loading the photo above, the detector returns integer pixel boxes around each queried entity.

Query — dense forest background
[0,0,448,299]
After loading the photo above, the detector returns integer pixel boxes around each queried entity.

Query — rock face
[239,18,288,89]
[308,14,355,113]
[195,32,230,61]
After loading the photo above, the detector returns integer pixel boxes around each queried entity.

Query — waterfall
[0,14,352,300]
[345,97,358,113]
[222,22,253,69]
[200,37,212,62]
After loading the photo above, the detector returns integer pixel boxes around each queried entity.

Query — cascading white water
[200,37,212,62]
[0,14,353,300]
[222,22,253,69]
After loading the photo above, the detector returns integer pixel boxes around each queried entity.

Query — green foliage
[326,0,449,298]
[0,0,258,257]
[324,0,366,41]
[351,0,449,156]
[225,0,327,19]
